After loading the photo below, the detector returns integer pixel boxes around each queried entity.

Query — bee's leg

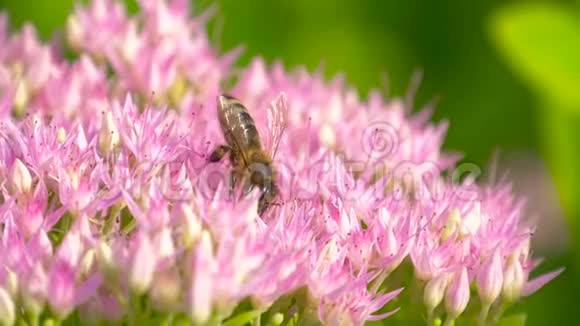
[238,174,257,201]
[258,199,283,216]
[241,173,255,196]
[257,194,267,216]
[209,145,231,162]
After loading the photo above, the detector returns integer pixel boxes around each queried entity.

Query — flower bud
[382,226,407,273]
[513,236,531,262]
[27,231,53,267]
[319,123,335,148]
[0,286,15,326]
[6,270,18,298]
[21,202,44,239]
[444,267,470,321]
[150,269,182,312]
[414,251,435,281]
[11,158,32,194]
[66,15,83,50]
[502,256,524,303]
[179,203,202,248]
[57,127,67,144]
[14,80,29,116]
[167,76,188,107]
[476,249,503,306]
[99,111,120,154]
[154,228,175,259]
[119,21,139,64]
[460,201,481,237]
[96,241,116,280]
[319,238,339,265]
[378,225,398,257]
[189,231,214,324]
[129,233,155,295]
[424,273,450,313]
[441,208,460,241]
[80,249,95,277]
[21,262,47,316]
[48,262,76,319]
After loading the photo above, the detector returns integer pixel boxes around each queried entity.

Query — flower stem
[410,276,426,306]
[370,270,390,293]
[161,314,174,326]
[112,286,129,310]
[442,317,454,326]
[489,301,507,325]
[478,303,491,326]
[427,308,435,326]
[103,203,123,236]
[121,217,138,235]
[27,312,38,326]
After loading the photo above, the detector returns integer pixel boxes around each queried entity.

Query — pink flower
[48,260,77,319]
[128,232,156,295]
[476,248,504,307]
[232,57,456,170]
[20,261,47,316]
[424,273,450,314]
[9,158,31,194]
[189,230,214,324]
[0,286,15,326]
[444,267,470,323]
[318,273,402,326]
[0,0,563,324]
[67,0,128,56]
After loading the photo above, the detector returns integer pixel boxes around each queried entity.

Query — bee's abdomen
[218,95,262,149]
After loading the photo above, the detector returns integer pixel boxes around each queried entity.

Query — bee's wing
[266,92,288,159]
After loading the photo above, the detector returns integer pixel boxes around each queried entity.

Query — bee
[209,94,287,216]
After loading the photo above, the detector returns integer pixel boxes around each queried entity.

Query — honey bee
[209,94,287,216]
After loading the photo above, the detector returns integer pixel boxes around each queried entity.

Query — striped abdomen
[217,95,262,151]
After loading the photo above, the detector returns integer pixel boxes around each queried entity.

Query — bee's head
[243,160,278,216]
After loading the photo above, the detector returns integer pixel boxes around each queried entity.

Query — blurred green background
[0,0,578,324]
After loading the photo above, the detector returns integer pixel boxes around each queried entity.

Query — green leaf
[538,99,580,245]
[495,313,527,326]
[489,3,580,113]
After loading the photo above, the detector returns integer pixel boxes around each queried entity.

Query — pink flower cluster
[0,1,563,325]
